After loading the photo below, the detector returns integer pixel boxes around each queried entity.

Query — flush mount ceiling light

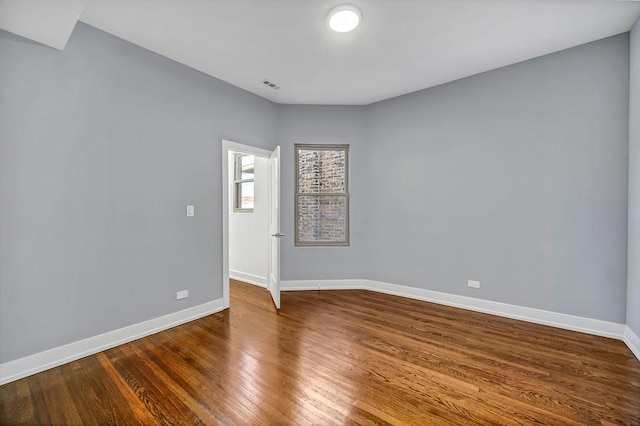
[327,4,362,33]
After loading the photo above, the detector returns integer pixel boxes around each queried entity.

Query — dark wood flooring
[1,279,639,425]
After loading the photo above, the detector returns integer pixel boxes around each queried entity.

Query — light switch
[186,205,195,217]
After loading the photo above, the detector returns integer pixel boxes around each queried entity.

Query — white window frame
[233,153,255,213]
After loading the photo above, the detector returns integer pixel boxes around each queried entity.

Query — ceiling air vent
[262,79,280,90]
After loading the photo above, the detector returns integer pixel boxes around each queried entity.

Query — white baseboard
[281,279,633,356]
[365,280,625,339]
[280,279,366,291]
[229,270,267,288]
[624,326,640,360]
[3,281,637,387]
[0,299,225,386]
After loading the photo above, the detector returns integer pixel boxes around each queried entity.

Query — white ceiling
[2,0,640,105]
[0,0,85,50]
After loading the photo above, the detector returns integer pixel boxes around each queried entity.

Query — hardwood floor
[2,280,639,425]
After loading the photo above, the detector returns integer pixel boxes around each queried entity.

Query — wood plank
[1,279,638,425]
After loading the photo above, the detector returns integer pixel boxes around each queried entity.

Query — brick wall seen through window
[295,145,349,246]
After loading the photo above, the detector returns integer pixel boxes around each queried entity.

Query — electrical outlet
[176,290,189,300]
[186,205,195,217]
[468,280,480,289]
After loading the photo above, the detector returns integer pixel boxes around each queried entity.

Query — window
[295,144,349,246]
[234,154,255,212]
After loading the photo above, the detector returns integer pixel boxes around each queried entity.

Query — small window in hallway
[234,154,255,212]
[295,144,349,246]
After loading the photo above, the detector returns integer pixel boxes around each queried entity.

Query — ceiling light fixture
[327,4,362,33]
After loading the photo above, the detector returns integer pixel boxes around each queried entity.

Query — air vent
[262,79,280,90]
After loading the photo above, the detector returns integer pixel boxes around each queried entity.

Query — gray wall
[629,20,640,335]
[365,34,630,323]
[0,23,277,363]
[277,106,370,280]
[1,23,634,365]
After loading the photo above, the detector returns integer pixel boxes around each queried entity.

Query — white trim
[3,281,637,387]
[280,279,366,291]
[222,139,273,310]
[281,279,630,345]
[0,299,225,386]
[365,280,625,339]
[229,270,267,288]
[624,326,640,360]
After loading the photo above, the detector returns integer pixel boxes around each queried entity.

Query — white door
[267,146,281,309]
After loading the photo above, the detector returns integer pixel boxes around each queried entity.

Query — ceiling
[2,0,640,105]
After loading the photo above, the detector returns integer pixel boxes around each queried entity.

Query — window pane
[298,149,345,194]
[237,181,254,210]
[297,195,347,243]
[238,155,255,181]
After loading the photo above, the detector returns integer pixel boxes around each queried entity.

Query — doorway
[222,140,281,310]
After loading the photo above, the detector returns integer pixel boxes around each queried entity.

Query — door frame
[221,139,274,309]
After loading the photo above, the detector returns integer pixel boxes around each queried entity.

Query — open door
[267,146,281,309]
